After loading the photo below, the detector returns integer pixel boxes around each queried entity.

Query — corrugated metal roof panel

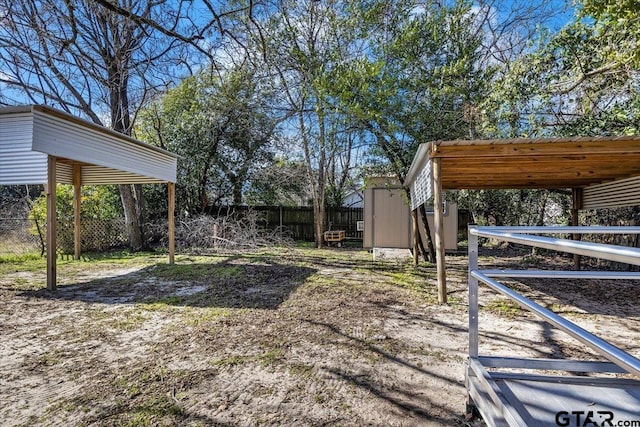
[81,165,166,184]
[0,111,47,185]
[31,111,177,183]
[56,163,73,184]
[1,105,177,185]
[583,176,640,209]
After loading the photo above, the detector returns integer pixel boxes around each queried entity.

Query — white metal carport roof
[0,105,177,185]
[0,105,177,290]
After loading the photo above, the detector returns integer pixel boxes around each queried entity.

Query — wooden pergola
[405,136,640,303]
[0,105,178,290]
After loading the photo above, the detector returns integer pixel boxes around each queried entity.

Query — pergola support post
[46,156,57,291]
[168,182,175,265]
[412,209,420,266]
[73,163,82,260]
[432,156,447,304]
[572,188,583,270]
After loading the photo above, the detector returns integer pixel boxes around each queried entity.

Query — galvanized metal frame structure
[405,137,640,303]
[467,226,640,426]
[0,105,178,289]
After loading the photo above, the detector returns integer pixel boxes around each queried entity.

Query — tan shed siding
[31,111,177,183]
[418,202,458,250]
[363,185,374,248]
[364,177,458,250]
[370,187,412,248]
[0,112,48,185]
[582,176,640,209]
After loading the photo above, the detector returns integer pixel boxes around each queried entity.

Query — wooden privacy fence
[204,205,364,241]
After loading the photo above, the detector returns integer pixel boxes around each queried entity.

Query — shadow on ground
[18,254,317,310]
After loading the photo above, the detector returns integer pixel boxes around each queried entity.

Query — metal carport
[0,105,178,290]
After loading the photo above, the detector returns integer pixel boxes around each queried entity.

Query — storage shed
[405,137,640,303]
[0,105,178,290]
[363,176,458,250]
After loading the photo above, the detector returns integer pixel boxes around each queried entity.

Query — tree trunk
[109,64,148,251]
[134,183,146,248]
[119,184,144,251]
[230,174,243,205]
[315,202,325,248]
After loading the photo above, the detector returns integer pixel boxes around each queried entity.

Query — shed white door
[372,188,411,248]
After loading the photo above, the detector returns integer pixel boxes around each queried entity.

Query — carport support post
[168,182,175,265]
[73,163,81,260]
[46,156,57,291]
[432,156,447,304]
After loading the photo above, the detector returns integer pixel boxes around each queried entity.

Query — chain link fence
[0,218,44,256]
[0,217,129,257]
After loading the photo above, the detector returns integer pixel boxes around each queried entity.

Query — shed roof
[405,136,640,190]
[0,105,177,185]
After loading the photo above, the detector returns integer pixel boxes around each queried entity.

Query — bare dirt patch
[0,246,638,426]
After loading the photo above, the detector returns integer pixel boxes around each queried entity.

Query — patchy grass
[485,298,523,318]
[151,261,243,281]
[0,251,42,264]
[7,246,628,426]
[209,355,251,367]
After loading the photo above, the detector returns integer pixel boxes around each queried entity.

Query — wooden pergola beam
[442,175,638,190]
[430,139,640,158]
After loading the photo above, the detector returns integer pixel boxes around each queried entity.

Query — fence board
[204,205,364,241]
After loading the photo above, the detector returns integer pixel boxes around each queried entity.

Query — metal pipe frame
[471,225,640,234]
[472,270,640,377]
[466,226,640,426]
[470,227,640,266]
[482,269,640,280]
[467,225,640,377]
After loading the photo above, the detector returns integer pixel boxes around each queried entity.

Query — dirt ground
[0,246,638,426]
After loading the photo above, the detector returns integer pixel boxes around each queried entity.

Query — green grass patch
[122,395,184,427]
[209,345,286,368]
[151,262,243,281]
[259,347,285,367]
[288,363,315,378]
[137,296,184,311]
[0,252,42,264]
[182,307,233,325]
[485,298,522,318]
[111,311,149,331]
[209,355,251,367]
